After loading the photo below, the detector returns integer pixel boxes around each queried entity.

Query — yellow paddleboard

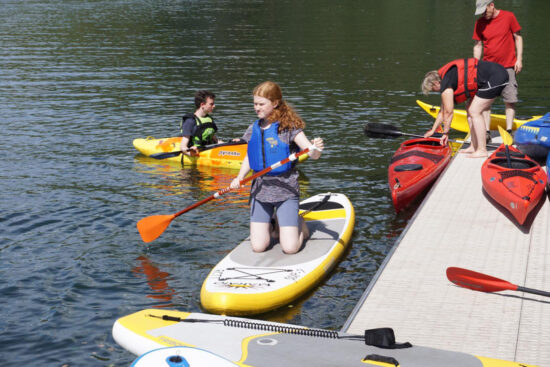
[201,192,355,316]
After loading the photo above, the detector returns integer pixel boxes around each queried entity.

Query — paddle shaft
[505,145,512,168]
[172,146,314,219]
[498,126,513,168]
[387,130,500,148]
[365,123,500,148]
[517,285,550,298]
[150,140,246,160]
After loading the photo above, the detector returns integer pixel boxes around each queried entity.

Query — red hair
[253,81,305,131]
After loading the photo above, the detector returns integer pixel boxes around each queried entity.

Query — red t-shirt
[473,10,521,68]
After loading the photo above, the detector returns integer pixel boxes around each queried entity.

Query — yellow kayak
[133,136,307,170]
[416,100,542,133]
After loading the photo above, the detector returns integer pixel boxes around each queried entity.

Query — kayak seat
[391,151,445,164]
[394,164,423,172]
[495,151,525,158]
[490,158,538,169]
[403,140,441,148]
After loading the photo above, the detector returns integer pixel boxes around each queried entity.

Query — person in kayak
[180,90,223,156]
[229,81,324,254]
[421,58,508,158]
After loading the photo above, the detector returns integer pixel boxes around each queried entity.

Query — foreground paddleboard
[416,100,541,133]
[201,192,354,315]
[113,309,535,367]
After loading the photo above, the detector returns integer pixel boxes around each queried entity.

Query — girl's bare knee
[279,236,300,254]
[251,239,269,253]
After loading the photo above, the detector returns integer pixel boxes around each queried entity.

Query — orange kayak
[388,138,452,212]
[481,145,547,225]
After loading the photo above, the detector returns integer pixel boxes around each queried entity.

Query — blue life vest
[247,120,292,175]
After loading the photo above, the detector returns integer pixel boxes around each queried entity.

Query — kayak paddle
[364,122,500,148]
[497,125,514,168]
[446,267,550,298]
[149,140,246,160]
[137,146,317,243]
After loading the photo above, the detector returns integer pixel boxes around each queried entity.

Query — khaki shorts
[501,68,518,103]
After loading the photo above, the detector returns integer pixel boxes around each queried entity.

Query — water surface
[1,0,549,365]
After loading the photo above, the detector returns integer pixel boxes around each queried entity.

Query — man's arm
[180,117,198,155]
[514,31,523,73]
[473,40,483,60]
[180,136,194,155]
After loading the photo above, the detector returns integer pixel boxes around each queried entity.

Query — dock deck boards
[343,142,550,366]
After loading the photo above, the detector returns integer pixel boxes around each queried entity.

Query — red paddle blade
[446,267,518,293]
[137,214,176,243]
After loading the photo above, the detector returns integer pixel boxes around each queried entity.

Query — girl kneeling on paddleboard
[230,81,324,254]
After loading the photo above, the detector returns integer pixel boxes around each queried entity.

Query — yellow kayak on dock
[416,100,542,133]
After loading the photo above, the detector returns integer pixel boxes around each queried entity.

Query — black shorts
[476,61,509,100]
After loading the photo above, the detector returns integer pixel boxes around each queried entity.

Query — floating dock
[343,138,550,366]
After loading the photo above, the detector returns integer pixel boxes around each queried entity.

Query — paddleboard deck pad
[113,309,535,367]
[200,192,355,315]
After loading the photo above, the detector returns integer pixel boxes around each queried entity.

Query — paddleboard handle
[166,355,189,367]
[363,354,400,367]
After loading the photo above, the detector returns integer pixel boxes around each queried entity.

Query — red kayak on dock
[481,145,547,225]
[388,138,452,212]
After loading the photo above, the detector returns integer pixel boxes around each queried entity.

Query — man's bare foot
[460,147,475,154]
[467,151,488,158]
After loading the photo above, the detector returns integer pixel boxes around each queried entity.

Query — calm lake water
[2,0,549,365]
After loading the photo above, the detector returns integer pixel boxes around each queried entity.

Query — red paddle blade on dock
[446,267,518,293]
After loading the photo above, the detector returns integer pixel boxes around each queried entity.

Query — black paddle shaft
[150,140,246,159]
[363,122,502,148]
[517,285,550,298]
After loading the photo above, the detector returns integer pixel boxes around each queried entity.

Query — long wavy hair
[253,81,305,132]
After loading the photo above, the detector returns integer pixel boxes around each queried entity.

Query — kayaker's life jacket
[180,114,218,147]
[438,58,479,104]
[247,120,293,176]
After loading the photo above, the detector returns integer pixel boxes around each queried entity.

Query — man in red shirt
[473,0,523,141]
